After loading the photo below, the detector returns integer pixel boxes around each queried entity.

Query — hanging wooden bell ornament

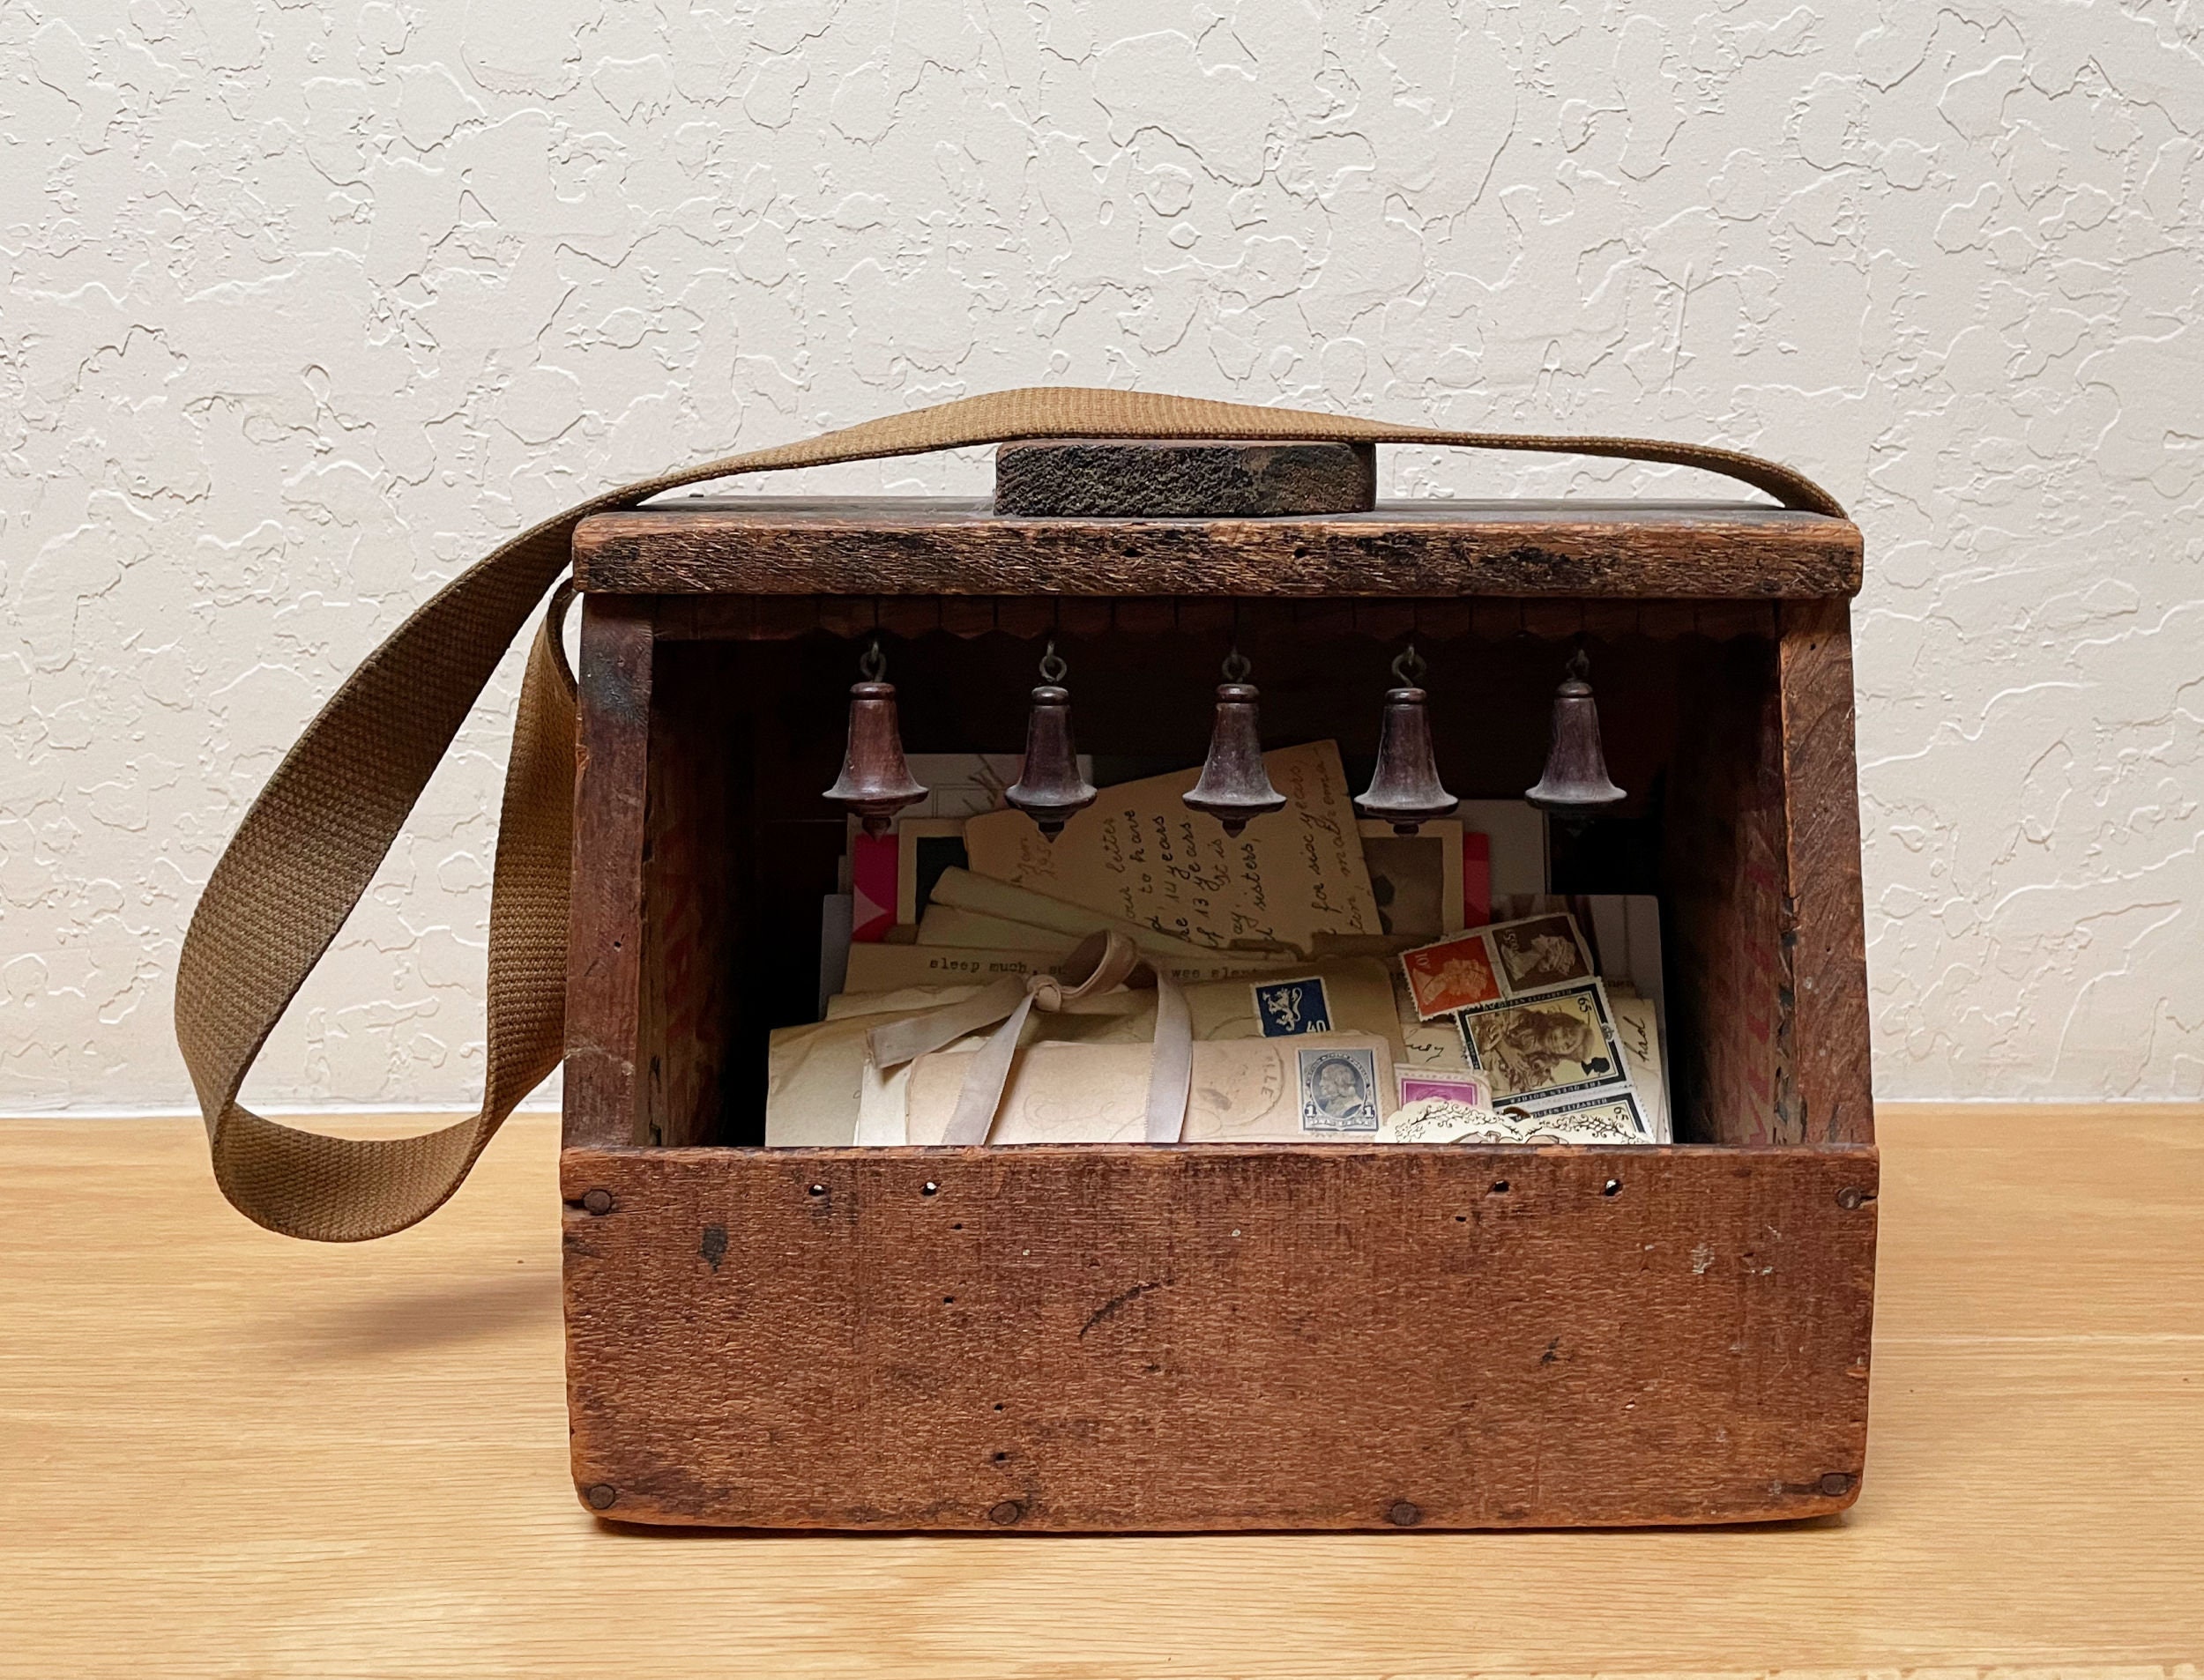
[1525,646,1626,814]
[1005,639,1098,838]
[1183,649,1285,837]
[1354,644,1459,835]
[823,637,927,834]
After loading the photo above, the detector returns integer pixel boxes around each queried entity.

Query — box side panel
[565,597,654,1149]
[638,649,736,1148]
[1778,600,1875,1146]
[561,1144,1876,1531]
[1664,635,1791,1143]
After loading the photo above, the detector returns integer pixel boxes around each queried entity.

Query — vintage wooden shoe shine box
[555,436,1873,1532]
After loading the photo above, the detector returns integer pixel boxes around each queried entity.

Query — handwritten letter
[961,740,1381,955]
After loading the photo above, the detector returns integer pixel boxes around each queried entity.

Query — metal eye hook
[1039,637,1068,684]
[1222,646,1252,683]
[859,636,886,681]
[1391,643,1427,687]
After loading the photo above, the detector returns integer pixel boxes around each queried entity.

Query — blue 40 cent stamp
[1252,976,1332,1037]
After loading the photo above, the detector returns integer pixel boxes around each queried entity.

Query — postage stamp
[1488,912,1593,992]
[1506,1084,1650,1140]
[1398,932,1502,1019]
[1251,976,1333,1037]
[1456,980,1625,1103]
[1398,912,1594,1020]
[1396,1070,1491,1109]
[1296,1044,1382,1134]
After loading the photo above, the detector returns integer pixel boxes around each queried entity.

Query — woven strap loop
[174,386,1842,1241]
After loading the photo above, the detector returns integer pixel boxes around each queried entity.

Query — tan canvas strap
[174,385,1843,1241]
[869,932,1191,1146]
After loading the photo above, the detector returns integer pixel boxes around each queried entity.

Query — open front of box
[578,598,1860,1154]
[557,499,1875,1532]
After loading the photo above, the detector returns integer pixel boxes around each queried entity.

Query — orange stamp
[1399,933,1502,1020]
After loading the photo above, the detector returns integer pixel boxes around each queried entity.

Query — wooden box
[559,479,1875,1531]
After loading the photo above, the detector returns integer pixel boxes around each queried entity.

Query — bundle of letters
[770,741,1669,1148]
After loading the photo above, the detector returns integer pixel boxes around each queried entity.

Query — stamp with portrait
[1456,980,1625,1103]
[1295,1044,1382,1133]
[1398,911,1594,1021]
[1397,932,1502,1019]
[1486,912,1592,993]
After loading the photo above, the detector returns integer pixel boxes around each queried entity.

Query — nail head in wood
[1387,1500,1423,1528]
[987,1499,1024,1526]
[581,1187,614,1215]
[994,438,1377,518]
[1836,1186,1865,1209]
[585,1483,618,1510]
[1819,1471,1852,1497]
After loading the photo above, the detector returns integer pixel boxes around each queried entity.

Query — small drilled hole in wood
[1603,1178,1623,1197]
[1454,1214,1467,1223]
[952,1221,964,1230]
[993,1451,1009,1462]
[993,1402,1004,1411]
[922,1181,940,1196]
[807,1183,827,1197]
[943,1295,956,1305]
[1489,1180,1510,1195]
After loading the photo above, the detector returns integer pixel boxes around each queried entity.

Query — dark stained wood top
[571,498,1863,600]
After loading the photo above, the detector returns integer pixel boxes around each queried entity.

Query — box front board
[562,1142,1877,1531]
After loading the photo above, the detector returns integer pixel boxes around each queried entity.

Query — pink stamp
[1396,1073,1491,1109]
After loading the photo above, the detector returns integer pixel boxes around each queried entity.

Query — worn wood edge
[558,1140,1882,1168]
[563,598,655,1150]
[650,595,1793,642]
[559,1140,1879,1532]
[1779,598,1875,1148]
[572,508,1865,600]
[994,438,1377,518]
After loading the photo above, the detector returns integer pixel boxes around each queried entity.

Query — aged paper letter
[961,740,1381,955]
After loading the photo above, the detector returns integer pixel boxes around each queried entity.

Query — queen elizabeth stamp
[1456,980,1624,1103]
[1398,931,1502,1019]
[1252,976,1333,1037]
[1489,912,1592,992]
[1296,1044,1381,1133]
[1398,911,1596,1020]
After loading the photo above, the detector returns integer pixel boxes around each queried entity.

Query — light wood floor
[4,1104,2200,1679]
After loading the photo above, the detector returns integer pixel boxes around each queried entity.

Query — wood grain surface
[562,1142,1875,1531]
[1664,635,1790,1144]
[651,591,1791,643]
[1778,599,1875,1146]
[7,1105,2200,1679]
[993,439,1377,517]
[563,597,652,1148]
[572,497,1864,598]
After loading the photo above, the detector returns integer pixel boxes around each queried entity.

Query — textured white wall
[4,0,2200,1111]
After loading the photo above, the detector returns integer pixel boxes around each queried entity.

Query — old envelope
[904,1031,1396,1145]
